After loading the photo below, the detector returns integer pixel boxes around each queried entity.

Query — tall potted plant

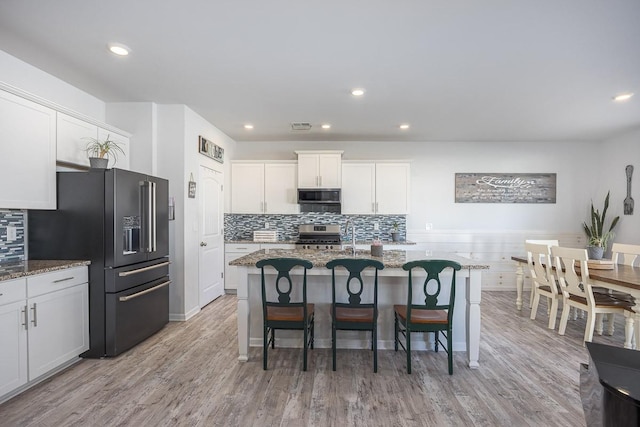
[84,134,125,169]
[582,191,619,259]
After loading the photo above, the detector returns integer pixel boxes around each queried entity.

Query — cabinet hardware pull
[53,276,74,283]
[119,280,171,302]
[118,261,170,277]
[22,306,28,330]
[31,303,37,327]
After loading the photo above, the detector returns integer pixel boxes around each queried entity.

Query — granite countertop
[0,260,91,282]
[225,240,416,245]
[229,248,489,270]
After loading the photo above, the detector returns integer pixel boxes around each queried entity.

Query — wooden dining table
[511,255,640,348]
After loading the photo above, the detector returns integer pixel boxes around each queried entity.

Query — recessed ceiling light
[107,43,130,56]
[399,124,410,130]
[321,124,331,129]
[613,93,634,102]
[351,88,365,96]
[244,124,254,130]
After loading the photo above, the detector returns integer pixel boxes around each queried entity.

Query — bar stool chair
[326,258,384,373]
[256,258,314,371]
[394,259,462,374]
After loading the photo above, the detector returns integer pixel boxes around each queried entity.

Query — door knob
[200,242,207,246]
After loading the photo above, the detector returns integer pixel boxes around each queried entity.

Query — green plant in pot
[582,191,619,260]
[84,134,125,169]
[391,222,400,242]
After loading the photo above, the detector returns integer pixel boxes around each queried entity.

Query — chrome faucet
[345,219,356,256]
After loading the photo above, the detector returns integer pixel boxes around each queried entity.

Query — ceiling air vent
[290,122,312,131]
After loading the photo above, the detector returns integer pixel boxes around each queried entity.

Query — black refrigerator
[29,168,170,357]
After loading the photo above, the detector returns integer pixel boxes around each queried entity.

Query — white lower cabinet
[224,243,295,290]
[0,266,89,403]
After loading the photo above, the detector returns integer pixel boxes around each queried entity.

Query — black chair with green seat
[394,259,462,374]
[326,258,385,373]
[256,257,315,371]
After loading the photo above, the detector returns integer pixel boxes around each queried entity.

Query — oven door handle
[119,280,171,302]
[118,261,170,277]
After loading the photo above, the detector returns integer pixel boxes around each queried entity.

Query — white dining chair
[611,243,640,349]
[524,239,559,309]
[552,246,634,346]
[526,242,562,329]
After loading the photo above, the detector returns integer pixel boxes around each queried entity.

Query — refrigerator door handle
[119,280,171,302]
[151,181,157,253]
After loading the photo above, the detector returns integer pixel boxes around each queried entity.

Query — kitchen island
[230,249,489,368]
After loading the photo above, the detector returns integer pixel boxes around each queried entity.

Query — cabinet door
[0,90,56,209]
[57,112,97,168]
[224,244,259,290]
[264,163,298,214]
[0,300,28,397]
[97,127,130,170]
[27,283,89,380]
[231,163,265,213]
[376,163,411,214]
[318,154,342,188]
[341,163,375,214]
[296,154,319,188]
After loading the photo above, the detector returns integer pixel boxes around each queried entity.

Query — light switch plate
[373,222,379,231]
[6,225,17,242]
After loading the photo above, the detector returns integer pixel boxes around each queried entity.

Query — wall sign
[455,173,556,203]
[198,136,224,163]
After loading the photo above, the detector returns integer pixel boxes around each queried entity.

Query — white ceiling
[0,0,639,143]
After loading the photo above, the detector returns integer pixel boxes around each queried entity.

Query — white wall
[0,49,105,121]
[155,105,236,320]
[234,140,598,234]
[598,126,640,244]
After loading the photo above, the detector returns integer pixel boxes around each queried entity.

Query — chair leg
[624,312,635,349]
[595,313,604,336]
[530,291,541,321]
[558,304,570,335]
[263,325,268,370]
[584,311,596,345]
[373,327,378,373]
[406,329,412,374]
[332,323,337,372]
[271,329,275,349]
[394,313,399,352]
[434,331,439,352]
[529,285,535,309]
[447,328,453,375]
[310,317,315,349]
[547,298,559,330]
[607,313,615,336]
[303,323,308,371]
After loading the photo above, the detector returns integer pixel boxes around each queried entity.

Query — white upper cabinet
[57,113,130,170]
[97,127,130,170]
[57,112,97,168]
[0,90,56,209]
[295,151,342,188]
[264,163,298,214]
[342,162,411,214]
[231,162,298,214]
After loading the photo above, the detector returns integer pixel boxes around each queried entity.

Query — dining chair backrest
[525,242,558,296]
[256,257,313,314]
[326,258,385,310]
[551,246,594,306]
[611,243,640,267]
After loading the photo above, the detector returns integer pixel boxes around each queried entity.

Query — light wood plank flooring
[0,291,626,426]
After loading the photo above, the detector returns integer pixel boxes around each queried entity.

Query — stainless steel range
[296,224,342,250]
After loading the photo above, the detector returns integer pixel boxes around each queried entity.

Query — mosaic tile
[0,210,25,263]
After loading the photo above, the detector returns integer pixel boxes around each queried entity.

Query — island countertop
[229,248,489,270]
[0,260,91,282]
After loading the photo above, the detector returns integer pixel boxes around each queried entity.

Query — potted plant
[582,191,620,260]
[84,134,125,169]
[391,222,400,242]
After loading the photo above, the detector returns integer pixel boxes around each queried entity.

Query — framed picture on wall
[198,136,224,163]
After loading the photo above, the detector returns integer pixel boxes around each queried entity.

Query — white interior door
[198,165,224,307]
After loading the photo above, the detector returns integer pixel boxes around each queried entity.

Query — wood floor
[0,291,626,427]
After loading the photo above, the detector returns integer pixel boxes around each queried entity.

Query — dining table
[511,255,640,348]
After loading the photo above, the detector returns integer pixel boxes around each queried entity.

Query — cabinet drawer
[0,278,27,305]
[27,266,88,298]
[226,244,259,253]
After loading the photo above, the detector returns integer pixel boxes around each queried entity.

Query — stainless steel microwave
[297,188,341,204]
[297,188,341,213]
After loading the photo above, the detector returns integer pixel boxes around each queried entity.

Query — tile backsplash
[224,213,406,242]
[0,210,25,263]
